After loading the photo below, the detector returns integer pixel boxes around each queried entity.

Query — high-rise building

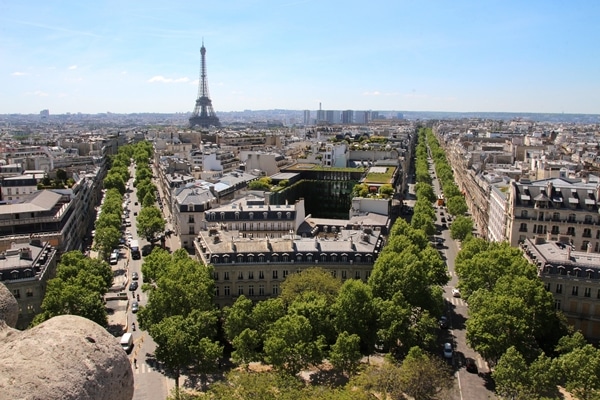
[303,110,311,126]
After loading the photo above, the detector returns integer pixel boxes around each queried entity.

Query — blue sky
[1,0,599,115]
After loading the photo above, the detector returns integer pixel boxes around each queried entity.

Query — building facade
[0,239,58,329]
[522,237,600,341]
[506,178,600,251]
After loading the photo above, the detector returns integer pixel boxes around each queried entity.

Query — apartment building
[507,178,600,251]
[195,224,383,308]
[522,237,600,341]
[0,239,58,329]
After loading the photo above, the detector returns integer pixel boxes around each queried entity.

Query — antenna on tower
[189,42,221,129]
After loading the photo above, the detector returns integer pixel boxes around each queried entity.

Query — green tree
[446,195,468,216]
[493,346,534,400]
[137,206,165,242]
[93,225,121,259]
[332,280,377,354]
[264,314,324,375]
[56,168,67,182]
[142,191,156,208]
[140,247,172,283]
[280,267,341,306]
[103,172,126,195]
[250,298,286,342]
[555,344,600,400]
[379,184,394,197]
[329,331,362,376]
[398,346,454,400]
[449,215,473,241]
[223,295,254,342]
[232,328,261,369]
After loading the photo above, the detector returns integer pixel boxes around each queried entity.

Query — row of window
[12,288,34,298]
[215,284,276,297]
[211,253,373,264]
[214,269,370,281]
[206,211,293,220]
[546,283,600,298]
[2,270,35,281]
[519,224,600,238]
[520,210,596,224]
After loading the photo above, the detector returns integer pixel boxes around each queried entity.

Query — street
[428,161,497,400]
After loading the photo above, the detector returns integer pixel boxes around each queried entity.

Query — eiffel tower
[189,42,221,128]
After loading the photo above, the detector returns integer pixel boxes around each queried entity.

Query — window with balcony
[552,212,561,221]
[583,228,592,238]
[259,271,264,279]
[521,210,528,218]
[248,285,254,296]
[584,287,591,298]
[551,226,560,235]
[585,215,593,224]
[259,284,264,295]
[572,286,578,296]
[554,299,561,310]
[581,241,590,251]
[188,215,195,223]
[13,289,20,299]
[188,226,195,235]
[283,270,288,279]
[519,223,528,232]
[568,214,576,223]
[238,286,244,295]
[272,284,279,295]
[248,271,254,280]
[214,286,220,296]
[341,270,347,279]
[26,288,33,297]
[224,286,230,296]
[238,271,244,280]
[273,270,278,279]
[556,283,562,294]
[224,272,229,280]
[567,227,575,236]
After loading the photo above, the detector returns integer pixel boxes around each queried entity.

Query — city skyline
[2,1,600,115]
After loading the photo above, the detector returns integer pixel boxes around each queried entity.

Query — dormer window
[277,212,282,219]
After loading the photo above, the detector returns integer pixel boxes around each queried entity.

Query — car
[132,272,139,281]
[439,316,449,329]
[465,358,478,373]
[133,211,138,216]
[131,301,139,313]
[441,223,447,229]
[443,342,453,359]
[440,211,444,216]
[441,217,446,222]
[452,288,461,298]
[134,202,138,206]
[129,281,138,291]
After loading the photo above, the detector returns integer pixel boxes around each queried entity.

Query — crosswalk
[132,362,160,375]
[446,296,467,307]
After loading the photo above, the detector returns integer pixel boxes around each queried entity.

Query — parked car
[131,301,139,313]
[129,281,138,291]
[465,358,478,373]
[443,342,453,359]
[452,288,461,298]
[132,272,139,281]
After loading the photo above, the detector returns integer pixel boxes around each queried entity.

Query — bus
[130,240,140,260]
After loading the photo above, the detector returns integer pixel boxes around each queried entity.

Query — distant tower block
[189,42,221,128]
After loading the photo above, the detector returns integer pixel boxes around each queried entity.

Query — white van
[120,333,133,354]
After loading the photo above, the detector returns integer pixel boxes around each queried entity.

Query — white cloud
[68,65,78,70]
[11,72,28,76]
[363,91,400,96]
[147,75,190,83]
[25,90,49,97]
